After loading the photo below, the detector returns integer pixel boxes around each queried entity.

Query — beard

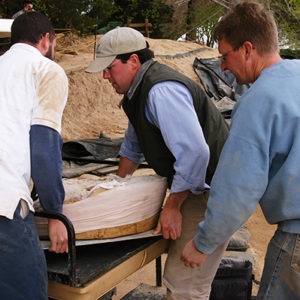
[45,44,54,60]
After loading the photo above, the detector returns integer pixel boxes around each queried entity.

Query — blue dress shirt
[120,80,210,194]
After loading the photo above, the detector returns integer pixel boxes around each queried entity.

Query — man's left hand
[48,219,68,253]
[181,239,208,268]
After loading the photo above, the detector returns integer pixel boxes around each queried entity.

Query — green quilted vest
[122,61,229,186]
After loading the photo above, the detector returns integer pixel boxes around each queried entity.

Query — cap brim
[85,56,116,73]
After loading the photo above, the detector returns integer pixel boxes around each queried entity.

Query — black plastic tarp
[193,57,250,102]
[62,137,124,161]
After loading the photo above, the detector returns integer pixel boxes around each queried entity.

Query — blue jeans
[257,228,300,300]
[0,201,48,300]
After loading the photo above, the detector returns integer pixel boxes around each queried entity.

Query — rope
[180,6,224,40]
[56,40,95,53]
[155,47,210,59]
[54,28,72,32]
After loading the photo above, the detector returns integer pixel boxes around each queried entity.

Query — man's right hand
[48,218,68,253]
[181,239,208,268]
[117,156,139,178]
[153,205,182,239]
[153,190,189,240]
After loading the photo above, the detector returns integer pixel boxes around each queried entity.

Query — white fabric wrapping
[36,174,167,234]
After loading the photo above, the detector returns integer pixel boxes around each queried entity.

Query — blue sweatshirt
[194,59,300,254]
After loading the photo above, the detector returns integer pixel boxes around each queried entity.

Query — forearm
[164,189,190,210]
[30,125,64,213]
[154,189,189,239]
[194,135,268,254]
[117,156,139,177]
[30,125,68,254]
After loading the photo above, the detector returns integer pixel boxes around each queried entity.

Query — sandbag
[227,225,251,251]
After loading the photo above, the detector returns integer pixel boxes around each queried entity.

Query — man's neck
[253,53,283,82]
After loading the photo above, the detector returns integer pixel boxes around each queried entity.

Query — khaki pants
[164,192,229,300]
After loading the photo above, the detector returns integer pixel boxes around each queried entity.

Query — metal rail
[35,211,77,287]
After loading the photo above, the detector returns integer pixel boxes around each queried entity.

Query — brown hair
[11,12,55,45]
[213,1,279,55]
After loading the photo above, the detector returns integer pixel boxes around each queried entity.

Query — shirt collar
[10,43,43,57]
[119,59,153,107]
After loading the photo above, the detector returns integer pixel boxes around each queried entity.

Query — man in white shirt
[0,12,68,299]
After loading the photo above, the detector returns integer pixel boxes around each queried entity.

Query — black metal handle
[35,211,77,287]
[63,157,150,169]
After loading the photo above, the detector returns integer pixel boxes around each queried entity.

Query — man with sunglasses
[181,2,300,300]
[86,27,229,299]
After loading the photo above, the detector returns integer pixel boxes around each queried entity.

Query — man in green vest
[86,27,229,300]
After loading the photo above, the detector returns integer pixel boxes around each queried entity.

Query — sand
[55,32,276,298]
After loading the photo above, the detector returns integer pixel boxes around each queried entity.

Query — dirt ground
[55,32,277,299]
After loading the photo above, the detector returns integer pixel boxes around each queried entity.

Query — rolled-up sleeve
[119,121,145,164]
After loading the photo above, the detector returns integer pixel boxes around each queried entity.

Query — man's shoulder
[45,58,66,74]
[12,9,24,19]
[149,61,177,74]
[147,61,194,84]
[34,55,67,78]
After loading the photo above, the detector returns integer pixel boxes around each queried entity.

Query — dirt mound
[55,32,95,54]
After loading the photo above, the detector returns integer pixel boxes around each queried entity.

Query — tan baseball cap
[85,27,147,73]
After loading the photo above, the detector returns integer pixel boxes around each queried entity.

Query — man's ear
[243,41,254,61]
[36,32,50,56]
[128,53,141,70]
